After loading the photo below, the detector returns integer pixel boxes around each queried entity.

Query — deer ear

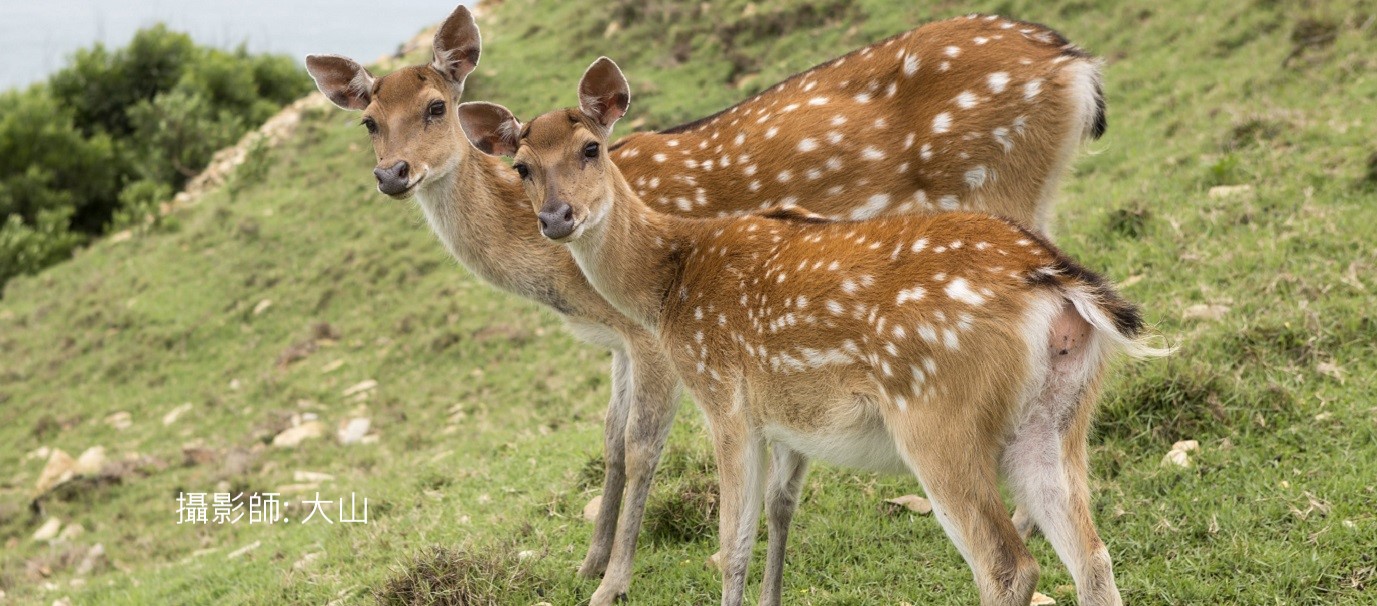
[578,57,630,129]
[305,54,374,111]
[431,5,481,94]
[457,102,521,156]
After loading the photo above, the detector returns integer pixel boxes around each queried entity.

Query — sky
[0,0,470,91]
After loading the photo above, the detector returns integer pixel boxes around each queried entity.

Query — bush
[0,25,314,294]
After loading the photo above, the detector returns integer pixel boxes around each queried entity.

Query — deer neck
[412,144,583,316]
[565,171,689,332]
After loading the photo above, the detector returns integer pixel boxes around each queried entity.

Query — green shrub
[0,25,314,294]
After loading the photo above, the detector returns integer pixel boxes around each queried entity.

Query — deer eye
[428,100,446,118]
[583,142,600,159]
[513,163,530,179]
[362,117,378,134]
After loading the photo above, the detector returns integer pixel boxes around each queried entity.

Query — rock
[517,550,536,560]
[104,412,132,431]
[1207,184,1254,199]
[27,446,52,461]
[73,447,107,476]
[31,518,62,542]
[252,299,273,315]
[1182,304,1229,321]
[227,540,261,559]
[182,445,220,467]
[583,495,603,522]
[1171,440,1200,453]
[885,494,933,515]
[272,421,326,448]
[1162,449,1191,468]
[337,418,371,445]
[74,544,105,575]
[1030,591,1056,605]
[57,523,83,542]
[293,551,324,570]
[163,403,193,426]
[341,380,377,397]
[35,450,76,495]
[293,471,335,483]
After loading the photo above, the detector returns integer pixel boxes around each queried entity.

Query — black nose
[373,161,411,195]
[538,201,576,240]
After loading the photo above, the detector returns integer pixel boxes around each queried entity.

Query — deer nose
[373,161,411,195]
[538,201,577,240]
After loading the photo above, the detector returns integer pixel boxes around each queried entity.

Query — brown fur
[309,7,1108,605]
[464,57,1159,605]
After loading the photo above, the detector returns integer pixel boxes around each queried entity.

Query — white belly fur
[764,417,909,474]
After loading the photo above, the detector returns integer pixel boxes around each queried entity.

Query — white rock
[1030,591,1056,605]
[252,299,273,315]
[294,471,335,483]
[163,403,193,426]
[57,523,84,542]
[1207,184,1254,199]
[35,450,76,495]
[885,494,933,514]
[104,411,132,431]
[517,550,536,560]
[1171,440,1200,453]
[32,518,62,542]
[73,446,106,476]
[75,544,105,575]
[272,421,326,448]
[1162,449,1191,468]
[341,380,377,397]
[583,495,603,522]
[337,418,371,445]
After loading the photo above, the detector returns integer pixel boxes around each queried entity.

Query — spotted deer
[456,58,1167,606]
[307,5,1108,604]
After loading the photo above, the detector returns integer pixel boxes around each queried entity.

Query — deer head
[457,58,629,242]
[305,5,481,199]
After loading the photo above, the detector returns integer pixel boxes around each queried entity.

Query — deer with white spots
[457,58,1166,606]
[308,5,1107,604]
[610,12,1106,232]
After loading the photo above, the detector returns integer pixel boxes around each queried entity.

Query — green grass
[3,0,1376,604]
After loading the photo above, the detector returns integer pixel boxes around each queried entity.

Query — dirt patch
[640,447,719,545]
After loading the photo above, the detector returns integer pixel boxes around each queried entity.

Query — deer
[306,5,1110,604]
[455,57,1167,606]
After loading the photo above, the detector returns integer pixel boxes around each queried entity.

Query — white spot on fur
[932,113,952,134]
[903,53,920,76]
[944,278,985,306]
[798,138,819,152]
[1024,79,1043,100]
[965,165,987,188]
[987,72,1010,94]
[955,91,978,109]
[861,146,885,160]
[850,194,891,220]
[944,46,961,57]
[896,286,926,305]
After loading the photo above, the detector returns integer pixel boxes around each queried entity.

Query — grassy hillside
[2,0,1375,604]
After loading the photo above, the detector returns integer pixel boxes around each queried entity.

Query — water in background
[0,0,472,91]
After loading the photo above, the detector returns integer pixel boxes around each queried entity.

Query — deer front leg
[708,412,768,606]
[759,444,809,606]
[588,346,682,606]
[579,348,633,579]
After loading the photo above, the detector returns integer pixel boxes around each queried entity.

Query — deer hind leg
[1004,303,1121,606]
[580,348,632,580]
[589,346,682,606]
[892,412,1039,606]
[759,444,809,606]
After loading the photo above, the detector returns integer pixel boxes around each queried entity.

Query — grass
[2,0,1376,603]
